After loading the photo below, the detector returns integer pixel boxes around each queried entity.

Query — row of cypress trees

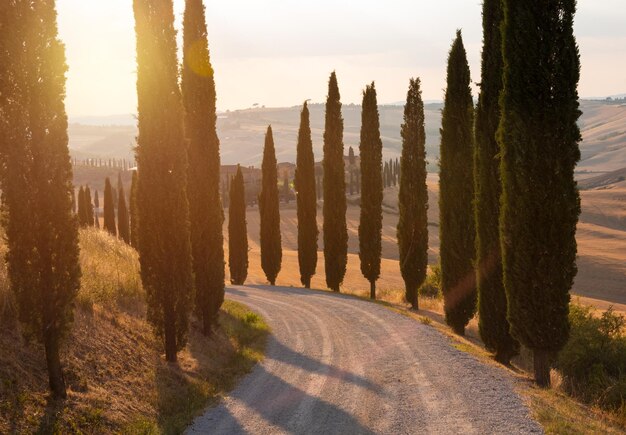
[435,0,581,387]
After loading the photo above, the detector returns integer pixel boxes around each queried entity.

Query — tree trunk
[331,285,339,293]
[533,349,551,387]
[407,284,419,310]
[452,323,465,336]
[163,306,178,363]
[370,281,376,300]
[44,327,67,399]
[303,277,311,289]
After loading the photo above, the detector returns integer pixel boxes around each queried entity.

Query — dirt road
[187,285,542,434]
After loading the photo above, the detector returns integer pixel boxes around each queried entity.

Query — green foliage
[134,0,194,362]
[228,166,248,285]
[322,72,348,292]
[557,305,626,412]
[419,265,442,299]
[259,126,282,285]
[397,78,429,309]
[182,0,225,335]
[103,177,117,237]
[475,0,519,364]
[85,186,94,226]
[438,30,476,335]
[499,0,581,384]
[295,102,318,288]
[117,175,130,244]
[0,0,81,398]
[358,83,383,299]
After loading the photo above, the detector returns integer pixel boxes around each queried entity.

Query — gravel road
[187,285,542,434]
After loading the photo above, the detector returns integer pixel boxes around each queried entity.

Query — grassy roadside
[0,229,269,434]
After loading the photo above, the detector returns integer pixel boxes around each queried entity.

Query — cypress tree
[323,72,348,292]
[182,0,225,335]
[103,177,117,236]
[228,165,248,285]
[358,83,383,300]
[259,126,282,285]
[499,0,581,386]
[475,0,519,364]
[134,0,194,362]
[282,172,290,204]
[0,0,81,399]
[85,186,94,226]
[295,102,318,289]
[117,175,130,244]
[94,190,100,228]
[77,186,87,227]
[397,78,429,310]
[439,30,476,335]
[130,170,139,247]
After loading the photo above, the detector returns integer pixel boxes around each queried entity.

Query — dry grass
[0,229,269,434]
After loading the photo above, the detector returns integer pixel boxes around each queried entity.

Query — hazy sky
[56,0,626,117]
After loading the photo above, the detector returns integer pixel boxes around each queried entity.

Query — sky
[56,0,626,117]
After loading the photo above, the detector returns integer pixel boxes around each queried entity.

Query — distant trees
[358,83,383,300]
[474,0,519,364]
[229,165,248,285]
[259,126,282,285]
[103,177,117,236]
[117,175,130,244]
[397,78,429,310]
[182,0,225,335]
[134,0,194,362]
[85,186,94,226]
[295,102,318,289]
[130,170,138,247]
[0,0,81,399]
[439,31,476,336]
[323,72,348,292]
[94,190,100,229]
[78,186,88,227]
[499,0,581,386]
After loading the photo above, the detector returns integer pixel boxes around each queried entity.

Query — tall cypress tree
[134,0,194,362]
[439,30,476,336]
[117,175,130,244]
[323,72,348,292]
[499,0,581,386]
[397,78,429,310]
[182,0,225,335]
[85,186,94,226]
[475,0,519,364]
[229,165,248,285]
[358,83,383,300]
[130,170,139,247]
[259,126,282,285]
[77,186,87,227]
[0,0,81,399]
[295,102,318,289]
[103,177,117,236]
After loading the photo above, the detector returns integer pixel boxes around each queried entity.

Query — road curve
[187,285,542,434]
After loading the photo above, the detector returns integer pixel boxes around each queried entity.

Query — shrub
[556,304,626,411]
[419,265,442,299]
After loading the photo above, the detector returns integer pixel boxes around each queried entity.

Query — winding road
[187,285,542,434]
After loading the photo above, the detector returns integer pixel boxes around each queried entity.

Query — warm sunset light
[2,1,625,433]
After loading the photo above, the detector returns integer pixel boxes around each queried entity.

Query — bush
[419,264,442,299]
[556,304,626,411]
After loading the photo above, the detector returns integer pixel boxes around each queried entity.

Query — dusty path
[187,285,542,434]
